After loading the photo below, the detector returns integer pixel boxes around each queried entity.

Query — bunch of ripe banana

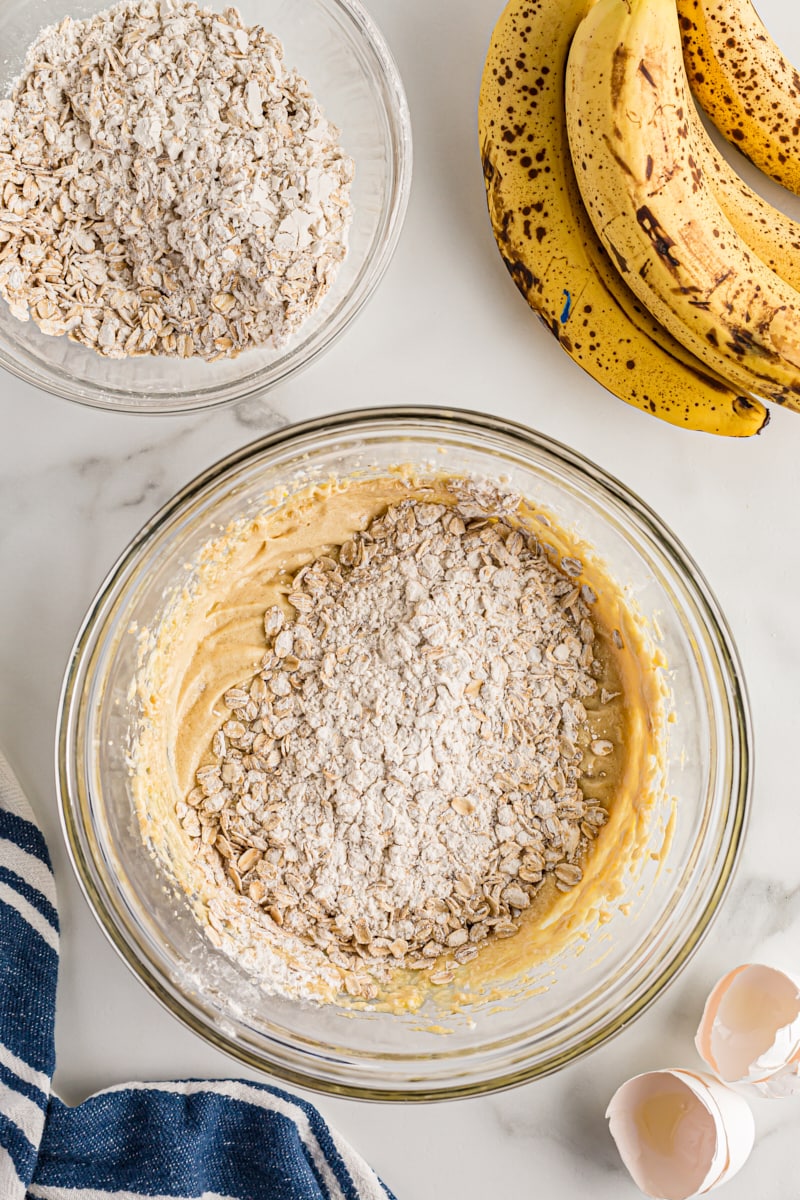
[478,0,800,436]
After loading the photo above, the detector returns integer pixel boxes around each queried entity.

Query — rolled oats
[0,0,353,360]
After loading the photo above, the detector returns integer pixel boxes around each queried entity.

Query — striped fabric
[0,752,393,1200]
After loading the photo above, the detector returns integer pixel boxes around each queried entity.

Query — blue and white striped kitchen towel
[0,750,393,1200]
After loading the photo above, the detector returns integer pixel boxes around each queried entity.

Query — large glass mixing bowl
[56,409,750,1098]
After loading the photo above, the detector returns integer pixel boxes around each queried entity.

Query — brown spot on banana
[638,60,657,87]
[733,396,768,422]
[611,45,633,107]
[480,144,497,187]
[500,254,539,305]
[601,133,635,179]
[636,207,680,266]
[604,239,630,275]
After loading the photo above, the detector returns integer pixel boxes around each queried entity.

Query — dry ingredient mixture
[0,0,353,360]
[181,491,619,1000]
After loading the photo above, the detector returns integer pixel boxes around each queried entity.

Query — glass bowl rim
[0,0,413,414]
[56,406,752,1099]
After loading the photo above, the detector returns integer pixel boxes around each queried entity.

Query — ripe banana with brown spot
[565,0,800,410]
[623,5,800,288]
[687,101,800,291]
[678,0,800,195]
[477,0,768,436]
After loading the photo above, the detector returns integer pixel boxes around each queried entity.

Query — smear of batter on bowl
[133,474,663,1008]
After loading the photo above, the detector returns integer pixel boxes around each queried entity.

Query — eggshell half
[695,963,800,1096]
[606,1069,755,1199]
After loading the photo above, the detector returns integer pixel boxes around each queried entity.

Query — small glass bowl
[0,0,411,413]
[57,409,750,1099]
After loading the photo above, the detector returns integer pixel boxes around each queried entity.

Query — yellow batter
[132,472,666,1011]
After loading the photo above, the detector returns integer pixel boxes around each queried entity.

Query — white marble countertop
[2,0,800,1195]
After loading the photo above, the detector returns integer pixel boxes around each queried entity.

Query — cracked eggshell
[695,963,800,1097]
[606,1069,755,1199]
